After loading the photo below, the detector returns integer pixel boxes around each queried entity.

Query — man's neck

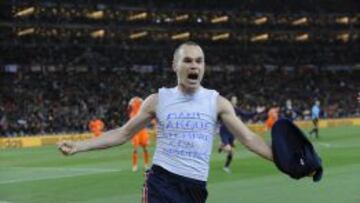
[177,84,200,95]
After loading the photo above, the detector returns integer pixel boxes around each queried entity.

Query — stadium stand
[0,0,359,136]
[1,68,359,136]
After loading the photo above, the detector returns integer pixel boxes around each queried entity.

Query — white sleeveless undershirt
[153,86,219,181]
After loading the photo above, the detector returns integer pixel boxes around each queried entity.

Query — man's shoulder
[144,93,159,104]
[157,86,177,95]
[216,95,232,115]
[141,93,159,115]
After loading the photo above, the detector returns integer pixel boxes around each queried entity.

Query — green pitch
[1,126,360,203]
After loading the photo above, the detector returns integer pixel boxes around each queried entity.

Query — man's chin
[188,80,200,86]
[181,82,200,91]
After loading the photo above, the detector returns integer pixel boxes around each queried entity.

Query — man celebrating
[58,41,273,203]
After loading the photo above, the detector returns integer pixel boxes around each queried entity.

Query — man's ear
[172,59,177,72]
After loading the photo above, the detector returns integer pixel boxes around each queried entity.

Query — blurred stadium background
[0,0,359,203]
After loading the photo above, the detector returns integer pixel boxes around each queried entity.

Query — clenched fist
[57,141,79,155]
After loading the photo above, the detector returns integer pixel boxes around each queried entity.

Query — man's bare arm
[58,94,158,155]
[217,96,273,161]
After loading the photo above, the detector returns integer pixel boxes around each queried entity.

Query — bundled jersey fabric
[271,119,323,182]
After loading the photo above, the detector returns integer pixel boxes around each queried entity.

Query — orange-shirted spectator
[265,103,280,130]
[88,117,104,137]
[128,96,150,172]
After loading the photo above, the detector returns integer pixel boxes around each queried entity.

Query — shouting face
[173,43,205,94]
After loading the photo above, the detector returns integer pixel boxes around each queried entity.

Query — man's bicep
[217,95,237,121]
[124,112,152,135]
[217,96,238,133]
[217,96,253,142]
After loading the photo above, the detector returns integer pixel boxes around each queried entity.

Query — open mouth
[187,73,199,80]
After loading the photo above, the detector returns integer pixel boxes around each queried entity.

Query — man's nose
[189,64,198,70]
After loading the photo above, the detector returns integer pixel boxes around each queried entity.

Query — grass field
[1,126,360,203]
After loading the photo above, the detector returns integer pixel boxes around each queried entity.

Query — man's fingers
[57,141,76,155]
[59,145,71,155]
[60,147,70,155]
[57,141,65,149]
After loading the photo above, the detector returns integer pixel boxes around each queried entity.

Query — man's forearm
[244,133,273,161]
[77,127,131,153]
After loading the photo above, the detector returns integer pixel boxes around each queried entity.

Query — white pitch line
[315,142,360,149]
[316,142,332,148]
[0,167,123,185]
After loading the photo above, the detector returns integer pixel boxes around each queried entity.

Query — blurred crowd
[1,0,359,138]
[0,66,359,137]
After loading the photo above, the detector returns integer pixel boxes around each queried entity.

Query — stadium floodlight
[17,28,35,36]
[337,33,350,42]
[336,17,349,25]
[128,12,148,21]
[164,17,173,23]
[254,16,268,25]
[90,29,105,38]
[14,7,35,17]
[212,33,230,41]
[171,32,190,40]
[292,17,308,26]
[211,16,229,24]
[86,11,104,19]
[295,33,309,42]
[129,31,148,39]
[175,14,189,21]
[250,33,269,42]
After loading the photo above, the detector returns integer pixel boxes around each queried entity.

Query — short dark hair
[173,41,202,61]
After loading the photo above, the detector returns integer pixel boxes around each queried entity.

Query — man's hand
[57,141,79,156]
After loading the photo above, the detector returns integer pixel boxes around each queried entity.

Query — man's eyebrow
[183,56,203,60]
